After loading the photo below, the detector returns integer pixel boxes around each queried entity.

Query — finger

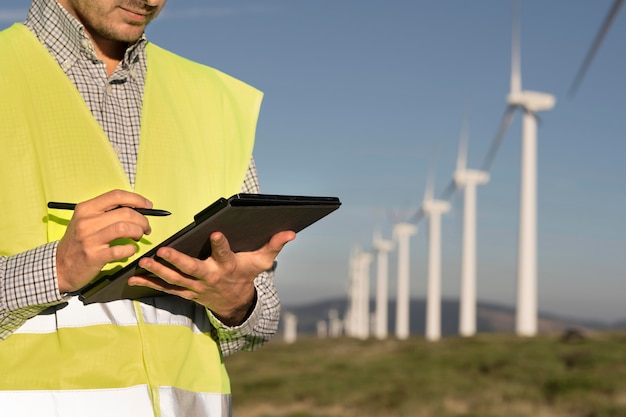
[78,189,153,214]
[104,242,142,263]
[247,231,296,273]
[154,247,208,282]
[209,232,236,266]
[264,230,296,257]
[128,274,196,299]
[137,251,204,292]
[65,215,146,254]
[101,208,153,236]
[60,236,138,271]
[98,218,151,243]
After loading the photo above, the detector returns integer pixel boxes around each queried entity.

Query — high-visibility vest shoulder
[0,23,263,417]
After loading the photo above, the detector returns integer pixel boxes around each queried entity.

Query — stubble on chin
[93,14,150,44]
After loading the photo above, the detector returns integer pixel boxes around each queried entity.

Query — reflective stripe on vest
[0,23,262,416]
[1,385,230,417]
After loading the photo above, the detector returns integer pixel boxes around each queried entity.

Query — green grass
[224,332,626,417]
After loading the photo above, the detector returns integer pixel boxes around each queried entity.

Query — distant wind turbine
[358,251,373,339]
[373,230,394,340]
[393,222,417,340]
[441,111,490,337]
[349,248,373,340]
[455,113,489,336]
[316,320,328,338]
[346,246,361,338]
[328,309,342,337]
[421,174,451,342]
[481,0,555,337]
[283,312,298,344]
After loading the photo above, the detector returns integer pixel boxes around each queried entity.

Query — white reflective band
[14,297,138,334]
[1,385,154,417]
[0,385,229,417]
[159,387,230,417]
[14,296,213,335]
[140,297,212,334]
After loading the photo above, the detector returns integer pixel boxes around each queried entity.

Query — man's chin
[112,23,147,43]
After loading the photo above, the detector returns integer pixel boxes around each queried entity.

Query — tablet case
[78,194,341,304]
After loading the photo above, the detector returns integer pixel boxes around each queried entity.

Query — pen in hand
[47,202,171,217]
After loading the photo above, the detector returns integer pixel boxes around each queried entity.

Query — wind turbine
[348,247,372,340]
[356,250,373,339]
[421,174,450,342]
[345,246,361,338]
[392,222,417,340]
[455,127,489,337]
[283,312,298,344]
[373,230,394,340]
[316,320,328,338]
[441,111,490,337]
[481,0,555,337]
[328,309,342,337]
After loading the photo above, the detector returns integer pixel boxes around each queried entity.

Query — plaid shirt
[0,0,280,354]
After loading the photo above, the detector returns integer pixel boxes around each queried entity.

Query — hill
[281,298,625,337]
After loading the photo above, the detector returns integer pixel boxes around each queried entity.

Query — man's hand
[129,230,296,326]
[56,190,154,293]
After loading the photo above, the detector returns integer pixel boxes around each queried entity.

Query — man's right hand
[55,190,154,294]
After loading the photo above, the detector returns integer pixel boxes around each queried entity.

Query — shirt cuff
[4,241,65,311]
[206,289,261,342]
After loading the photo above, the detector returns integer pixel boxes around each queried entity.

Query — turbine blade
[481,105,517,172]
[440,179,457,201]
[424,170,434,203]
[569,0,624,97]
[423,142,438,203]
[408,207,424,224]
[456,104,471,173]
[510,0,522,94]
[386,208,400,225]
[372,224,382,242]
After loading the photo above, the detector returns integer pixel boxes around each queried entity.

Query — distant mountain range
[282,298,626,336]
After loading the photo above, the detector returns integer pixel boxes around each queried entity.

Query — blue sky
[2,1,625,323]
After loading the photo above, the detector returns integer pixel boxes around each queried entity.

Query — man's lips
[119,7,152,22]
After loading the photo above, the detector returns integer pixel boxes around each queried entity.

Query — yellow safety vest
[0,24,262,417]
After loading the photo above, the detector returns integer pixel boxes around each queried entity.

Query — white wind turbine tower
[393,222,417,340]
[347,247,372,340]
[283,312,298,344]
[328,309,342,337]
[345,246,360,337]
[441,112,490,337]
[356,250,373,339]
[373,230,394,340]
[481,0,555,337]
[421,176,450,342]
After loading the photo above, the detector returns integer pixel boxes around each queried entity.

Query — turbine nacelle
[454,169,490,189]
[392,223,417,239]
[422,199,451,215]
[506,90,556,113]
[373,235,394,252]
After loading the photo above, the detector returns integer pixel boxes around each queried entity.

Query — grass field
[224,332,626,417]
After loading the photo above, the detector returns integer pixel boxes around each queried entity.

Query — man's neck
[87,32,128,77]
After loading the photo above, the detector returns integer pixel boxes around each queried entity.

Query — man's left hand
[129,230,295,326]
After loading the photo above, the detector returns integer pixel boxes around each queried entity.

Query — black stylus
[47,202,171,217]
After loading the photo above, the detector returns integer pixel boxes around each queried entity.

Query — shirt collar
[25,0,146,75]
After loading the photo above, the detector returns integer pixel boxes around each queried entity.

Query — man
[0,0,294,416]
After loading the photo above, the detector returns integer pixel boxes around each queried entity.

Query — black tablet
[78,193,341,304]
